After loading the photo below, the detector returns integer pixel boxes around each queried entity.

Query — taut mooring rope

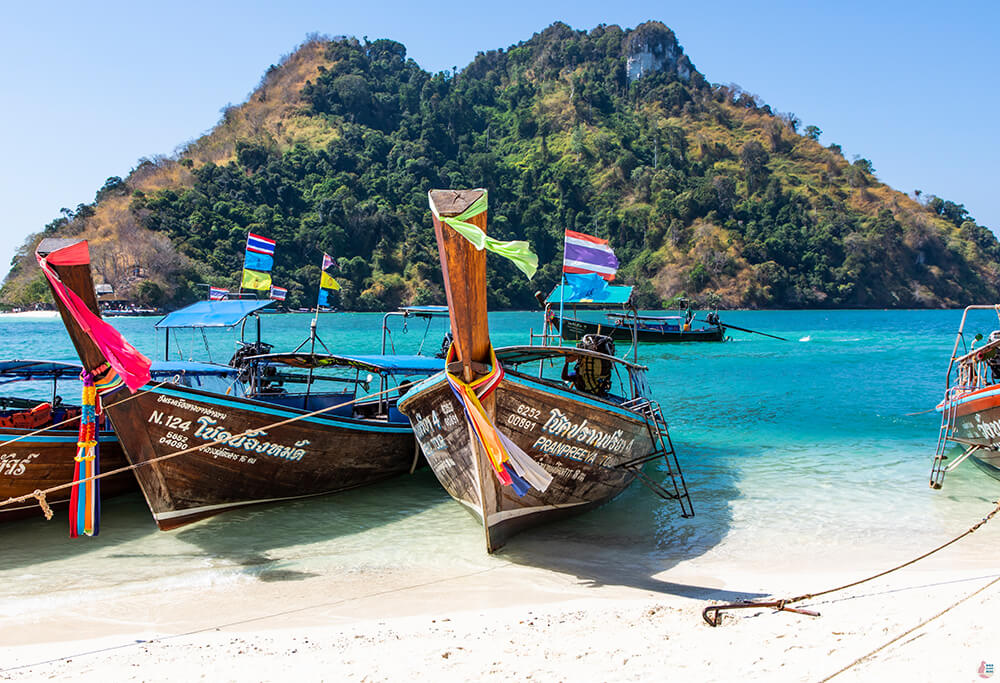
[702,500,1000,626]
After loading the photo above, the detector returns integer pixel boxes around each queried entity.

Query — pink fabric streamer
[36,244,151,392]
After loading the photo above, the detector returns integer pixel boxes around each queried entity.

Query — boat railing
[944,305,1000,390]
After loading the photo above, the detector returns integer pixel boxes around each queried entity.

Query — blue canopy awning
[399,305,449,316]
[0,359,238,381]
[250,353,443,375]
[0,359,83,379]
[155,300,274,329]
[150,361,240,377]
[545,284,634,307]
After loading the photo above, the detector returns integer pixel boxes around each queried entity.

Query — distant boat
[931,305,1000,487]
[398,189,692,552]
[541,285,725,343]
[37,238,442,529]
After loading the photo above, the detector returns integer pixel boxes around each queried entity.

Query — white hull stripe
[152,491,324,521]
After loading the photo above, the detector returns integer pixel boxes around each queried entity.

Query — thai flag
[246,232,276,256]
[321,252,334,271]
[269,286,287,301]
[563,230,618,281]
[209,287,228,301]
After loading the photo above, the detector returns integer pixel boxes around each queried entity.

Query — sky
[1,0,997,282]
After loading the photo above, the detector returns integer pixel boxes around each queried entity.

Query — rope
[702,499,1000,626]
[819,573,1000,682]
[32,489,53,519]
[0,381,409,514]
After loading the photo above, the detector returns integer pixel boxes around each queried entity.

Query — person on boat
[561,335,613,396]
[682,305,694,332]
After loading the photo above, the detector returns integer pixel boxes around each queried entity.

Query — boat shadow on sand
[495,442,764,603]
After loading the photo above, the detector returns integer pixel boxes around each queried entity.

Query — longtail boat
[0,359,237,524]
[0,359,131,522]
[398,189,693,552]
[543,285,725,344]
[36,238,441,530]
[930,305,1000,487]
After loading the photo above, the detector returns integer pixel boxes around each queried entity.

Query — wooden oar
[698,319,788,341]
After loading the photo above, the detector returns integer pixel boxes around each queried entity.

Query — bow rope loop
[428,190,539,279]
[444,344,552,495]
[69,370,101,537]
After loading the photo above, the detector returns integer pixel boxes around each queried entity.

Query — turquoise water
[2,309,1000,612]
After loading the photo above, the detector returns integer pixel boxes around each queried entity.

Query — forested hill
[4,21,999,310]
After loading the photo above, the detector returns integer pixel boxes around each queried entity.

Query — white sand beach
[2,528,999,682]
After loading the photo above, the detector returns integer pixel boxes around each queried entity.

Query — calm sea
[2,308,1000,613]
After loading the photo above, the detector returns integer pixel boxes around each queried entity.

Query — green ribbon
[430,190,538,279]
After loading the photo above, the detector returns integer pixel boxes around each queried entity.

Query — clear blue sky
[1,0,997,281]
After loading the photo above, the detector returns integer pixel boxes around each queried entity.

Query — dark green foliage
[11,22,996,311]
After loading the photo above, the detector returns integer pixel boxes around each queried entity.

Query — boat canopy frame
[380,305,451,355]
[153,299,275,362]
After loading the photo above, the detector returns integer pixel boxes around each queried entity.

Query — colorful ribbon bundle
[70,371,101,537]
[445,345,552,496]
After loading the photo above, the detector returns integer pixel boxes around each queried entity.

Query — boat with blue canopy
[37,239,445,530]
[0,358,240,523]
[541,285,725,344]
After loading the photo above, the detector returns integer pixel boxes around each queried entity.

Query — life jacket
[0,402,52,430]
[574,334,614,396]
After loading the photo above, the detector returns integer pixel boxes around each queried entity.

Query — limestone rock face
[624,21,694,83]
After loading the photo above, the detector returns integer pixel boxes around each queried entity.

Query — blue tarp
[155,300,274,329]
[545,284,634,307]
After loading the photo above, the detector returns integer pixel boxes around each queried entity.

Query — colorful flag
[244,250,273,273]
[242,269,272,291]
[317,253,339,308]
[246,233,276,256]
[320,272,340,291]
[269,286,287,301]
[209,287,229,301]
[563,229,618,281]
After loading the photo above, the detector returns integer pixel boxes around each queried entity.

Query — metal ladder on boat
[619,399,694,518]
[930,387,974,489]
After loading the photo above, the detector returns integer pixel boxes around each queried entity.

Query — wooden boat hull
[551,315,725,343]
[0,429,133,523]
[103,383,417,530]
[399,371,654,551]
[947,385,1000,481]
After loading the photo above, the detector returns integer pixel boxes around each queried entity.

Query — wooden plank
[429,189,490,382]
